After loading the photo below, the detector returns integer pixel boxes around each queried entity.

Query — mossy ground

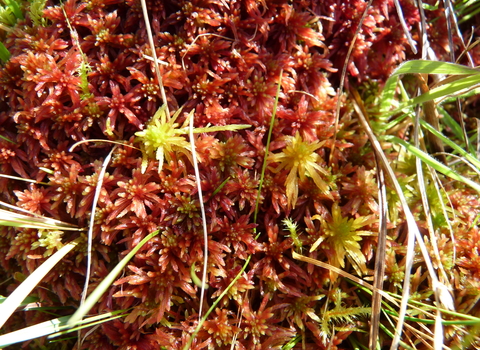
[1,0,480,348]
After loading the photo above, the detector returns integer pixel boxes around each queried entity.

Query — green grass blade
[0,42,10,62]
[384,74,480,117]
[0,238,81,329]
[380,60,480,114]
[389,60,480,77]
[0,315,71,347]
[0,173,47,184]
[438,106,465,143]
[458,0,480,24]
[387,136,480,192]
[3,0,23,20]
[67,230,159,326]
[254,70,282,224]
[383,309,480,326]
[282,335,302,350]
[420,118,480,168]
[0,311,125,347]
[406,74,479,105]
[0,295,38,307]
[49,311,126,338]
[378,323,415,350]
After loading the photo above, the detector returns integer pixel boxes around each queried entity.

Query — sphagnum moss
[0,0,480,348]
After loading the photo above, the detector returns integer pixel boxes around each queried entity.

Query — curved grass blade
[420,118,480,168]
[67,230,159,326]
[80,147,116,308]
[380,60,480,114]
[188,111,209,320]
[0,238,81,329]
[387,135,480,192]
[0,311,125,347]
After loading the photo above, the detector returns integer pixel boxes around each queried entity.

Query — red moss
[201,308,241,348]
[113,254,195,325]
[101,319,161,350]
[0,0,471,348]
[89,52,132,94]
[14,184,55,216]
[341,165,378,215]
[49,163,85,217]
[6,228,42,261]
[107,168,161,220]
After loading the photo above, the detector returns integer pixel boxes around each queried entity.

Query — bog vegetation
[0,0,480,349]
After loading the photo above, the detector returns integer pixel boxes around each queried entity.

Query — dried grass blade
[350,88,418,350]
[369,162,387,350]
[0,207,81,231]
[188,111,209,320]
[351,88,454,350]
[80,148,116,311]
[394,0,417,53]
[291,251,399,306]
[140,0,169,116]
[329,0,374,166]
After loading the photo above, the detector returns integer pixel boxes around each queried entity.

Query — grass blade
[0,311,125,347]
[420,118,480,168]
[67,230,159,326]
[388,135,480,192]
[0,42,10,62]
[380,60,480,114]
[3,0,23,20]
[384,74,480,117]
[0,207,82,231]
[388,60,480,77]
[0,238,81,329]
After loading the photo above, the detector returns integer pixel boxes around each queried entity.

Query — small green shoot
[319,291,371,343]
[135,104,250,174]
[62,2,92,100]
[310,203,376,276]
[28,0,47,26]
[269,132,332,208]
[0,0,23,26]
[282,218,303,252]
[31,229,64,257]
[2,0,22,20]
